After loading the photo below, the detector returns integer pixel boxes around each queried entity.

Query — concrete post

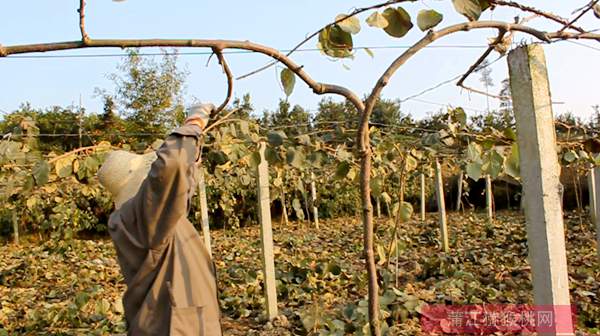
[485,175,493,224]
[508,44,573,334]
[256,142,278,320]
[197,169,212,256]
[310,172,320,229]
[434,160,449,252]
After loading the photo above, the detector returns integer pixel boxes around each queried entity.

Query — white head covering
[97,150,157,209]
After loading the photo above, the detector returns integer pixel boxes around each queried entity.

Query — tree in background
[107,49,187,141]
[231,93,255,121]
[262,99,311,136]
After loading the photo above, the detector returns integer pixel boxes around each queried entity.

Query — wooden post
[256,142,278,320]
[456,171,463,212]
[310,172,320,229]
[508,44,573,334]
[485,175,493,224]
[197,169,212,256]
[594,167,600,258]
[434,159,449,252]
[420,173,426,221]
[588,168,596,223]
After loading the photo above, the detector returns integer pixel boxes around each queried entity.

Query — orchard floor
[0,211,598,335]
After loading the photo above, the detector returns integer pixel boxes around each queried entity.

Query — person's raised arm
[122,103,213,249]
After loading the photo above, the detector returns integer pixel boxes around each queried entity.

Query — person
[98,103,222,335]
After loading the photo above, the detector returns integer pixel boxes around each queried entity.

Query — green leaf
[77,156,100,180]
[336,14,361,34]
[417,9,443,31]
[249,151,262,170]
[399,201,413,221]
[505,143,520,179]
[563,150,578,163]
[280,68,296,97]
[466,162,483,181]
[488,150,504,178]
[381,192,392,205]
[382,7,413,38]
[503,127,517,141]
[466,142,482,163]
[366,11,389,28]
[405,155,418,172]
[265,147,280,165]
[452,0,482,21]
[32,160,50,186]
[479,0,491,11]
[371,177,383,197]
[286,148,306,169]
[452,107,467,127]
[364,47,375,58]
[267,131,286,147]
[318,25,353,58]
[335,161,351,179]
[55,156,74,178]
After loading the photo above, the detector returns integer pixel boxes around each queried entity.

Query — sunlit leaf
[366,11,389,28]
[335,14,361,34]
[280,68,296,97]
[452,0,482,21]
[400,201,413,221]
[466,142,482,163]
[382,7,413,38]
[371,176,383,197]
[417,9,443,31]
[55,156,74,178]
[318,25,353,58]
[466,162,483,181]
[505,143,520,179]
[488,149,504,178]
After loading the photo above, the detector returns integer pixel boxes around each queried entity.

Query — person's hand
[185,103,214,130]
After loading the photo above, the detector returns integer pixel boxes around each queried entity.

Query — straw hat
[98,150,157,209]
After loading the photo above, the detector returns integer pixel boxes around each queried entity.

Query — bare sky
[1,1,598,121]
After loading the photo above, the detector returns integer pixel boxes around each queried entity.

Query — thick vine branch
[211,47,233,115]
[236,0,416,80]
[78,0,90,43]
[0,38,364,111]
